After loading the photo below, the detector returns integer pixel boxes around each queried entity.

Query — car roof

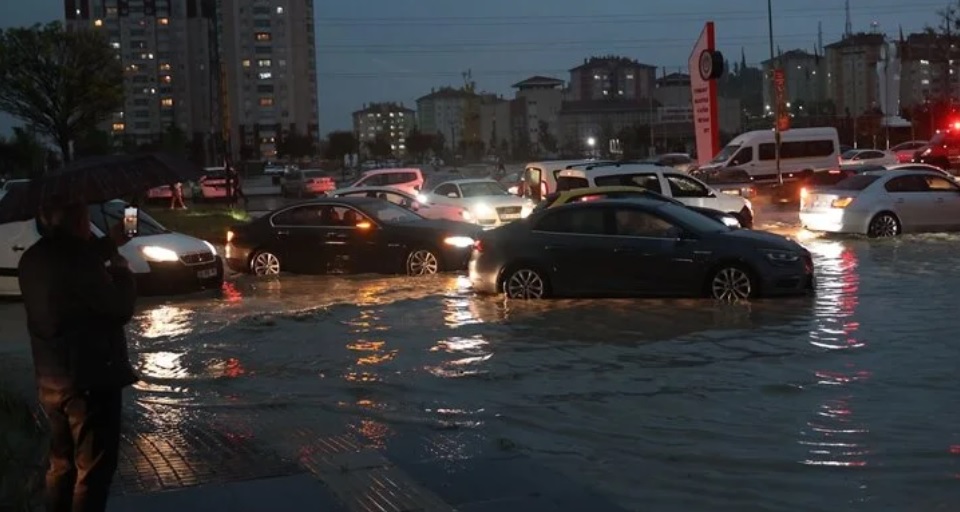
[331,186,413,197]
[433,178,498,185]
[361,167,422,175]
[862,169,944,178]
[278,196,383,208]
[557,186,654,197]
[558,163,665,177]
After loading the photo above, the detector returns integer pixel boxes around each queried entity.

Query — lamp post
[768,0,782,184]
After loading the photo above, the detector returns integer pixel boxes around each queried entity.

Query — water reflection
[137,305,194,339]
[427,335,492,379]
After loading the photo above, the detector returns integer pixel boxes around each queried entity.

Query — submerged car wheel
[250,251,281,276]
[406,249,439,275]
[503,268,548,299]
[867,212,900,238]
[709,265,755,301]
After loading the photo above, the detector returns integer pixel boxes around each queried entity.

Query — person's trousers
[39,387,123,512]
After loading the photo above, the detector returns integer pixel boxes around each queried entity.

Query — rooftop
[352,102,415,116]
[512,75,565,89]
[761,49,819,65]
[825,33,887,50]
[570,55,656,72]
[417,87,478,102]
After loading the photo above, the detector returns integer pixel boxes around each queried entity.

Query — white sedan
[839,149,898,167]
[424,179,535,228]
[328,186,465,222]
[0,201,224,296]
[800,169,960,237]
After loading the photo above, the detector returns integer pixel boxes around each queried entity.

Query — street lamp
[587,136,596,148]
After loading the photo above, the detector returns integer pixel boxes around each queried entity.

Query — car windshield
[657,203,728,233]
[89,202,168,236]
[361,200,423,224]
[831,175,881,190]
[459,181,509,197]
[709,144,740,164]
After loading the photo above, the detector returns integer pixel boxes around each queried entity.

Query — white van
[521,159,615,202]
[701,127,841,181]
[555,163,755,228]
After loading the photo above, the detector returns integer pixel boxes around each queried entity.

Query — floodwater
[4,225,960,511]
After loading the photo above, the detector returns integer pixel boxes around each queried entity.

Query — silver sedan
[800,170,960,237]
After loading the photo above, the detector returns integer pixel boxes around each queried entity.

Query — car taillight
[226,229,234,243]
[831,197,854,208]
[473,239,483,253]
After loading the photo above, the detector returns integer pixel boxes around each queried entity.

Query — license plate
[500,213,521,220]
[722,190,740,195]
[197,268,218,279]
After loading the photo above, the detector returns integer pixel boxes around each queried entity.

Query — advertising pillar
[689,22,724,165]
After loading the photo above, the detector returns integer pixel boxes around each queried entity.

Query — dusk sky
[0,1,947,137]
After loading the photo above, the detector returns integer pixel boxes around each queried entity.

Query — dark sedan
[469,198,813,300]
[225,197,482,276]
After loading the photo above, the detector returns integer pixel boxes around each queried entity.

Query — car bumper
[224,244,252,273]
[440,246,473,272]
[137,256,224,295]
[468,251,501,294]
[760,268,815,296]
[800,209,869,234]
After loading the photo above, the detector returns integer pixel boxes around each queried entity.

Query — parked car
[199,167,229,200]
[839,149,898,167]
[349,168,424,195]
[800,169,960,237]
[0,201,223,296]
[521,159,615,202]
[280,169,336,197]
[771,165,881,204]
[914,127,960,169]
[329,186,466,222]
[424,178,534,228]
[469,198,813,300]
[555,163,755,228]
[885,163,959,182]
[224,197,481,276]
[689,167,757,199]
[528,186,742,228]
[652,153,697,173]
[890,140,928,163]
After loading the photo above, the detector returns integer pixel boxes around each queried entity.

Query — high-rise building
[64,0,222,163]
[352,102,415,157]
[219,0,319,161]
[825,33,886,117]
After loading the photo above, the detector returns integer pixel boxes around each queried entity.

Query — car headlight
[721,216,741,228]
[461,210,474,221]
[202,240,217,256]
[417,193,430,204]
[471,203,495,218]
[141,245,180,262]
[921,148,932,156]
[763,250,800,263]
[444,236,475,248]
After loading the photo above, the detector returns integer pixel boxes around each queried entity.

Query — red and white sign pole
[688,22,722,166]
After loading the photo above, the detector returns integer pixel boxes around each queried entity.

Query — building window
[254,20,271,28]
[258,71,272,80]
[112,122,125,132]
[134,122,150,129]
[161,98,174,107]
[161,75,172,84]
[278,59,286,67]
[94,19,103,27]
[255,46,272,54]
[253,6,271,14]
[242,59,251,68]
[277,6,284,14]
[257,84,274,93]
[259,97,274,107]
[255,32,271,42]
[257,59,272,67]
[134,110,150,118]
[159,63,171,71]
[158,17,169,25]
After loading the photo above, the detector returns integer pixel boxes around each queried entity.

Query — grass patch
[0,386,44,511]
[148,207,251,244]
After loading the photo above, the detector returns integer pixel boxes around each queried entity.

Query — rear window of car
[832,175,881,190]
[556,176,589,191]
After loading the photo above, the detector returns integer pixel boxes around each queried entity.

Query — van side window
[759,140,835,160]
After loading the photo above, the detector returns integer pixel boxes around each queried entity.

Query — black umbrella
[0,152,205,224]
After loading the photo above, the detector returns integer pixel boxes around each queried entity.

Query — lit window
[626,74,634,79]
[259,97,274,107]
[112,122,125,132]
[111,42,120,49]
[161,98,174,107]
[389,112,395,117]
[255,32,271,42]
[258,59,272,67]
[94,19,103,27]
[159,63,171,71]
[278,59,286,67]
[277,6,284,14]
[258,72,272,79]
[399,112,404,117]
[242,59,251,68]
[128,64,139,71]
[147,53,155,59]
[158,18,169,25]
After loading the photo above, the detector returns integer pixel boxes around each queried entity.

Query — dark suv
[914,128,960,169]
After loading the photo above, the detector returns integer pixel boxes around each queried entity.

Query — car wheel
[867,212,900,238]
[405,248,439,275]
[709,265,755,301]
[250,251,281,276]
[503,267,549,299]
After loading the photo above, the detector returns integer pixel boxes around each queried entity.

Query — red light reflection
[221,281,243,303]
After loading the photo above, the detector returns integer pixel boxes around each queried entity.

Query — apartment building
[64,0,222,161]
[825,33,886,116]
[416,87,479,151]
[352,102,415,156]
[760,49,827,110]
[219,0,319,160]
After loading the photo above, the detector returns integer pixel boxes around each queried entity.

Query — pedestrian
[18,201,138,512]
[226,160,247,208]
[169,182,186,210]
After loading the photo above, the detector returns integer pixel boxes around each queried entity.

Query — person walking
[18,201,139,512]
[169,182,186,210]
[225,160,247,208]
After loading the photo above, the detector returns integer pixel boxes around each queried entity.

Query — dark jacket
[18,231,139,392]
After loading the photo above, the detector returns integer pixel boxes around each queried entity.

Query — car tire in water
[867,212,900,238]
[707,264,756,301]
[502,266,549,299]
[250,250,281,276]
[405,248,440,276]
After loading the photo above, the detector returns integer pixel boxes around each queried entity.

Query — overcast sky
[0,0,946,137]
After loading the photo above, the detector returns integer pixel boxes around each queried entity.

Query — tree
[277,132,317,160]
[73,128,112,159]
[537,120,558,155]
[0,22,123,163]
[323,131,357,161]
[366,132,393,159]
[406,128,434,161]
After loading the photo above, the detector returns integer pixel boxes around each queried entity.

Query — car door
[530,206,622,295]
[882,175,932,232]
[609,207,699,295]
[322,205,386,273]
[920,175,960,231]
[269,205,331,273]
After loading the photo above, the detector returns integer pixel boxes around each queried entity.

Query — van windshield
[710,144,740,164]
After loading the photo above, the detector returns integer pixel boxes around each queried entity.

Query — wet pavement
[3,205,960,511]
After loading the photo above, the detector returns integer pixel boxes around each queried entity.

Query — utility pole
[768,0,782,184]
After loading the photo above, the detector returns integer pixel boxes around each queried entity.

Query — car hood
[122,232,215,255]
[459,195,529,208]
[387,218,483,238]
[709,228,805,252]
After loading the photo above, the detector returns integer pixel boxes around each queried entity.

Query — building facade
[416,87,479,152]
[479,95,510,155]
[65,0,222,162]
[511,76,564,154]
[352,102,415,156]
[825,33,886,117]
[898,32,960,110]
[760,49,827,110]
[219,0,319,160]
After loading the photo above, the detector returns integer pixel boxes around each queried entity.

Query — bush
[0,386,44,511]
[148,207,251,244]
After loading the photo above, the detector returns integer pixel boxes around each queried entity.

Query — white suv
[350,168,424,195]
[555,163,754,228]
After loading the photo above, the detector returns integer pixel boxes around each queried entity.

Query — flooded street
[4,222,960,511]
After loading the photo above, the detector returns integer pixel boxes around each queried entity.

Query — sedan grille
[496,206,522,221]
[180,251,216,265]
